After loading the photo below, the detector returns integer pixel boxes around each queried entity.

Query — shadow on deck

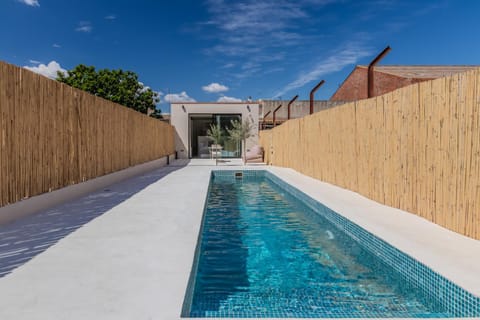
[0,162,186,278]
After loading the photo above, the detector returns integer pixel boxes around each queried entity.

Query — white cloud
[206,0,307,34]
[24,61,66,79]
[156,91,164,103]
[18,0,39,7]
[76,21,92,33]
[164,91,196,103]
[217,95,242,102]
[202,82,229,93]
[273,42,373,98]
[203,0,335,58]
[105,14,116,20]
[29,59,41,64]
[137,82,151,94]
[52,43,61,48]
[202,0,337,80]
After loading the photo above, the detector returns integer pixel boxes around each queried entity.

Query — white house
[170,102,260,159]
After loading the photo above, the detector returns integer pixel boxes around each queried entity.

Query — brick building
[331,65,478,101]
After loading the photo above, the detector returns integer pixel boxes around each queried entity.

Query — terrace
[0,61,479,318]
[0,160,478,319]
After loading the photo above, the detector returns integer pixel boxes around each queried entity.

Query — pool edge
[181,168,480,318]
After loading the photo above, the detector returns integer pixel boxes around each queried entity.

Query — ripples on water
[188,177,451,318]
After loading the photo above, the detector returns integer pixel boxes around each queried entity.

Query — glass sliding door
[190,115,213,158]
[189,114,242,158]
[217,114,241,158]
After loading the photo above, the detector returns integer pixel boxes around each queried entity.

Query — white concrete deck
[0,160,478,320]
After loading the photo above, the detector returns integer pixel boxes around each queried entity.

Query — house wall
[331,66,431,101]
[170,103,259,159]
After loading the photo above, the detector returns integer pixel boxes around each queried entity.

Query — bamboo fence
[260,68,480,239]
[0,61,174,207]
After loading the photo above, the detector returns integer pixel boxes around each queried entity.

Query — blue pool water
[182,171,479,318]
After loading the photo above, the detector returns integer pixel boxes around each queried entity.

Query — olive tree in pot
[227,118,255,165]
[206,123,223,166]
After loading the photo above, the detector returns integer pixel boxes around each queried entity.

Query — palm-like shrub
[207,123,223,165]
[227,118,255,164]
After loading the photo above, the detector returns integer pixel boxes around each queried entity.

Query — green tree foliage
[227,118,255,164]
[57,65,161,117]
[206,123,223,165]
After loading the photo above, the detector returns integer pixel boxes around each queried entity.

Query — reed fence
[260,68,480,239]
[0,61,174,207]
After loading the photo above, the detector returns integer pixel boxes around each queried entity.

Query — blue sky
[1,0,479,113]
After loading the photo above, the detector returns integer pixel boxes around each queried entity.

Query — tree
[206,123,223,166]
[57,64,161,117]
[227,118,255,164]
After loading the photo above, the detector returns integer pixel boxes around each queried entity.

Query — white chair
[209,144,223,159]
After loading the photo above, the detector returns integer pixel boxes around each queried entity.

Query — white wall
[170,103,259,159]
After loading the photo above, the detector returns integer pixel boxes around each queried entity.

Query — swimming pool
[182,170,480,318]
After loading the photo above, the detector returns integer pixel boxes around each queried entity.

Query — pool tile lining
[211,170,480,317]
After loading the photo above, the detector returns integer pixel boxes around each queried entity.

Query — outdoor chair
[244,145,264,163]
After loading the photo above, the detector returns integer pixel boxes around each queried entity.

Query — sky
[1,0,479,113]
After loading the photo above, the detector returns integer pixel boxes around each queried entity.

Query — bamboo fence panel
[259,68,480,240]
[0,61,174,208]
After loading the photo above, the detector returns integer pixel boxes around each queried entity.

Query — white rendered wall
[170,103,259,159]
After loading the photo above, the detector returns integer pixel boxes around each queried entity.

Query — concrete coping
[0,161,477,319]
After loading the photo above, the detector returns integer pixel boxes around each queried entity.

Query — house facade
[170,102,259,159]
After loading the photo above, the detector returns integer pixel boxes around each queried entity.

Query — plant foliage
[227,118,255,163]
[57,64,161,117]
[207,123,223,165]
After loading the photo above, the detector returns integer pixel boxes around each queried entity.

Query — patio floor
[0,160,478,320]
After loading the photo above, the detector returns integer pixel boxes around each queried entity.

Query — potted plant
[206,123,223,165]
[227,118,255,165]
